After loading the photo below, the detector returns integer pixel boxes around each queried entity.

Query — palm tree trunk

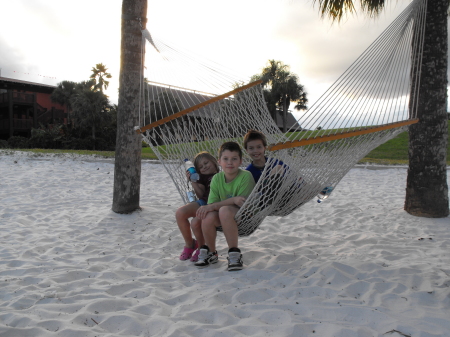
[112,0,147,213]
[405,0,449,217]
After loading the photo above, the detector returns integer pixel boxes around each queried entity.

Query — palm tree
[90,63,112,92]
[253,60,308,132]
[112,0,147,213]
[70,80,110,148]
[313,0,449,217]
[50,80,77,124]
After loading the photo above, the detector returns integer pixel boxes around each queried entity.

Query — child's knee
[201,216,218,231]
[201,217,213,229]
[175,207,185,219]
[219,206,238,220]
[176,205,193,221]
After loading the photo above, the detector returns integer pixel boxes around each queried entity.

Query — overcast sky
[0,0,414,119]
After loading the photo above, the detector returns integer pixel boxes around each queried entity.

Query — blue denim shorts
[196,199,207,206]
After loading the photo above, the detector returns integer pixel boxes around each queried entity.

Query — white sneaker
[227,249,243,271]
[194,246,218,268]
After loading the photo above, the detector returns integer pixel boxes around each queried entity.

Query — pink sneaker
[190,248,201,262]
[179,239,198,260]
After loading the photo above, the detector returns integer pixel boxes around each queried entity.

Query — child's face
[218,150,242,175]
[197,158,217,175]
[246,139,266,162]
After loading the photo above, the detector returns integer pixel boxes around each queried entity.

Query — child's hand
[185,171,191,181]
[234,197,246,207]
[270,164,284,175]
[196,205,213,219]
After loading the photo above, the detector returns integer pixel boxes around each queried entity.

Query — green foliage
[90,63,112,92]
[252,60,308,130]
[50,65,113,151]
[8,136,29,149]
[313,0,387,23]
[0,139,9,149]
[29,124,64,149]
[12,123,449,164]
[4,64,116,152]
[71,80,110,128]
[51,81,77,111]
[26,121,116,151]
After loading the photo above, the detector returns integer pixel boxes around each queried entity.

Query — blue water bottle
[184,159,199,182]
[317,186,333,203]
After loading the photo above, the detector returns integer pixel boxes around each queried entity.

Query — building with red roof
[0,77,67,139]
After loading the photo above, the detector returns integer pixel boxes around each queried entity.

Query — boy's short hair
[243,129,267,149]
[193,151,219,173]
[218,141,243,159]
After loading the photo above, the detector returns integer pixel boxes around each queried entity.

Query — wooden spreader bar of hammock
[135,80,263,134]
[268,118,419,151]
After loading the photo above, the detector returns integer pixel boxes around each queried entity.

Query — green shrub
[29,124,64,149]
[0,139,9,149]
[98,126,116,149]
[62,137,94,150]
[94,138,109,151]
[8,136,29,149]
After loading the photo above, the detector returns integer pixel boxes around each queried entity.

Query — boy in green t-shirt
[195,141,255,271]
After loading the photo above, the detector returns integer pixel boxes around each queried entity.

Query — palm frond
[360,0,386,18]
[313,0,357,22]
[313,0,387,22]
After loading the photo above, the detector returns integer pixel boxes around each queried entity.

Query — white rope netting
[136,0,426,236]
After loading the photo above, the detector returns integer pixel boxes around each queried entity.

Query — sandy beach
[0,150,449,337]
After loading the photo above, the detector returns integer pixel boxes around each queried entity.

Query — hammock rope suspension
[137,0,427,236]
[136,80,263,134]
[268,119,419,151]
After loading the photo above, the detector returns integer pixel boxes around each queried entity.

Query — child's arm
[267,158,287,176]
[191,181,206,199]
[196,172,254,219]
[186,171,206,199]
[270,164,285,175]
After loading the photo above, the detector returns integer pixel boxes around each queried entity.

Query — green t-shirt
[207,169,255,204]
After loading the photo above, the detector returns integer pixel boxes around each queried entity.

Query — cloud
[0,36,28,77]
[24,0,72,37]
[1,0,449,112]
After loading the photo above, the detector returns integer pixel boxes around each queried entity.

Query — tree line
[2,60,309,150]
[2,63,117,151]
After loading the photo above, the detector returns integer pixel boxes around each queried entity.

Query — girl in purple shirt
[175,151,219,262]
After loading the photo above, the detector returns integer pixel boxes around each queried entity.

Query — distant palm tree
[50,80,77,124]
[313,0,449,217]
[253,60,308,132]
[70,80,109,148]
[90,63,112,92]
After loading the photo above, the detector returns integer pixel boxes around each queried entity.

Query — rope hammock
[136,0,426,236]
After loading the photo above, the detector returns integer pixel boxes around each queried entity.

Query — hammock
[136,0,426,236]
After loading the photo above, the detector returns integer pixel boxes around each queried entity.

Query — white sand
[0,150,449,337]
